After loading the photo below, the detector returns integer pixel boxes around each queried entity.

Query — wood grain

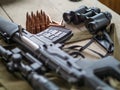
[99,0,120,14]
[0,4,10,20]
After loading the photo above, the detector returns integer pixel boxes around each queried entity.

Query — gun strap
[64,44,105,58]
[65,28,114,58]
[69,51,85,58]
[79,38,94,52]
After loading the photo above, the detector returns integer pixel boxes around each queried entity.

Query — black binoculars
[63,6,101,24]
[63,6,113,53]
[63,6,112,34]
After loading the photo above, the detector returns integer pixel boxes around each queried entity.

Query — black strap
[79,38,94,52]
[64,43,105,58]
[69,51,85,58]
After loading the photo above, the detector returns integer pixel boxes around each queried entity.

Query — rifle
[0,16,120,90]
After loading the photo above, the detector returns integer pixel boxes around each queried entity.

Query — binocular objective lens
[63,13,72,23]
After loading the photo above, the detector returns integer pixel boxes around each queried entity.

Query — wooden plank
[0,0,62,27]
[0,5,10,20]
[99,0,120,14]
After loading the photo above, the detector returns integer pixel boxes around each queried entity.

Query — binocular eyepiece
[85,12,112,34]
[63,6,101,24]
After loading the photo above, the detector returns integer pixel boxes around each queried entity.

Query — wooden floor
[0,0,120,59]
[99,0,120,14]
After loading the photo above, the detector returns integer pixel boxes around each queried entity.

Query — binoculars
[63,6,101,24]
[63,6,112,34]
[63,6,113,53]
[85,12,112,34]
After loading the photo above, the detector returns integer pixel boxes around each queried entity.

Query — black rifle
[0,16,120,90]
